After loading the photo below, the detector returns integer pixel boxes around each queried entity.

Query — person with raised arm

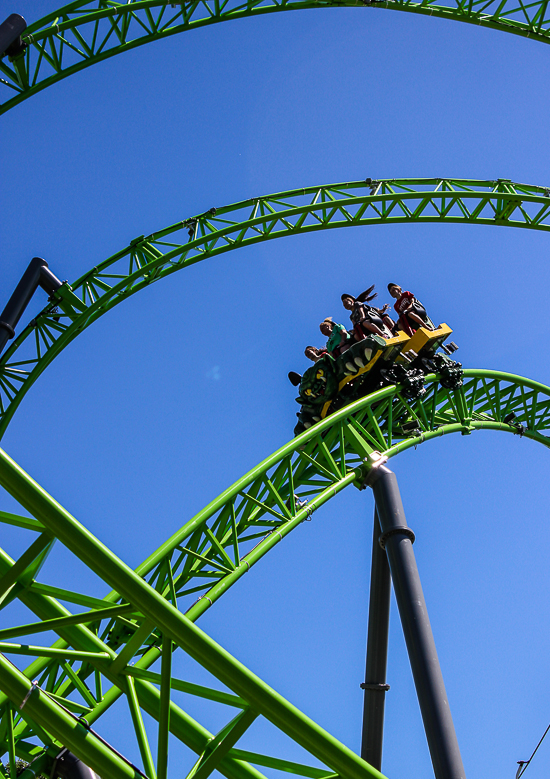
[341,285,394,340]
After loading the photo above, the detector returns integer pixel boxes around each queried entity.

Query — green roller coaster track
[2,176,550,440]
[1,368,549,779]
[1,0,550,115]
[1,0,548,773]
[1,182,548,779]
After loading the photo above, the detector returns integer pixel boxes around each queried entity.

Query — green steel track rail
[2,0,550,115]
[2,176,550,439]
[1,368,549,778]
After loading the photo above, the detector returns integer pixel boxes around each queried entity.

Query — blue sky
[2,2,550,778]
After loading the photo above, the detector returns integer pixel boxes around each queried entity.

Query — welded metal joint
[357,452,389,490]
[0,258,64,354]
[19,679,39,710]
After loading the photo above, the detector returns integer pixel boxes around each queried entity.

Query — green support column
[2,369,547,775]
[157,635,172,779]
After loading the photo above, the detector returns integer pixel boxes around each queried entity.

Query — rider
[304,345,327,363]
[341,286,394,340]
[387,283,434,336]
[319,317,351,357]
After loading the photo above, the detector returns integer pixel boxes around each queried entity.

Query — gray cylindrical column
[0,257,62,354]
[361,508,391,770]
[369,465,465,779]
[52,749,101,779]
[39,263,63,296]
[0,13,27,58]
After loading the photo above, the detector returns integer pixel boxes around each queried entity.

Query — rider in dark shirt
[341,286,394,340]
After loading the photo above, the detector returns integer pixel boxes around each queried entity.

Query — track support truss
[2,178,550,438]
[2,1,550,114]
[1,369,549,776]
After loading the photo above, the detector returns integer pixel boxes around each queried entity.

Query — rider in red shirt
[387,284,434,336]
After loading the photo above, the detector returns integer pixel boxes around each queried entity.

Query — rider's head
[304,346,320,362]
[319,318,334,337]
[341,294,355,311]
[387,283,402,299]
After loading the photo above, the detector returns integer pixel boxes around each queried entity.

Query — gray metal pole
[0,13,27,58]
[0,257,62,354]
[367,464,465,779]
[52,749,101,779]
[361,508,391,770]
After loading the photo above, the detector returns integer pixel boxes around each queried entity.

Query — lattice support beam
[2,179,550,439]
[1,1,550,114]
[0,445,387,779]
[1,369,549,773]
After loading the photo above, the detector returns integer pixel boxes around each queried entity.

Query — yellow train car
[320,324,456,419]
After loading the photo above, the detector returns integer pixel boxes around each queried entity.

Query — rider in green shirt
[320,317,350,356]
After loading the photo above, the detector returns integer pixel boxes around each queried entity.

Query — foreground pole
[367,465,465,779]
[361,509,391,770]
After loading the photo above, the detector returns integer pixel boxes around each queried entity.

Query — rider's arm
[338,326,349,346]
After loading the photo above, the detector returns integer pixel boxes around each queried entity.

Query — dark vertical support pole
[361,508,391,770]
[368,464,465,779]
[0,257,62,354]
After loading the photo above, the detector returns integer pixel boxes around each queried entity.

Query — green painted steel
[0,652,138,779]
[0,368,549,777]
[2,0,550,114]
[1,3,548,775]
[0,442,387,779]
[2,176,550,438]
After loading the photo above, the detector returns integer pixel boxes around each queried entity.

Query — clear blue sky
[2,2,550,778]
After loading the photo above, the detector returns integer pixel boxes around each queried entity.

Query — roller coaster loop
[1,0,550,115]
[0,368,549,778]
[1,176,549,438]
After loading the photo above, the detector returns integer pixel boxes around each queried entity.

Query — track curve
[2,176,550,438]
[0,368,549,778]
[1,0,550,114]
